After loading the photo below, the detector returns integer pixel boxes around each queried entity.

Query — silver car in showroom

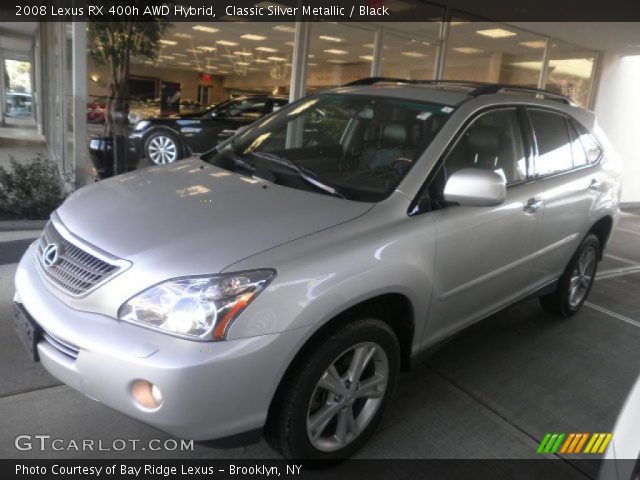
[14,79,622,459]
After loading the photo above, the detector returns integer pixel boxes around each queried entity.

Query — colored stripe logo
[537,433,612,454]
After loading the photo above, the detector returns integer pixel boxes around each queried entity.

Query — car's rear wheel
[539,233,600,317]
[145,131,183,165]
[266,318,399,459]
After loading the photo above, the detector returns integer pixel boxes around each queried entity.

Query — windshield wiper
[249,151,346,199]
[221,144,255,174]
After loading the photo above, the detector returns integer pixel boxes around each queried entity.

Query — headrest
[381,122,408,147]
[467,125,501,154]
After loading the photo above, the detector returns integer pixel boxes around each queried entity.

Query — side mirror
[443,168,506,207]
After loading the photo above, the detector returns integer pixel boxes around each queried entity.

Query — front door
[421,108,542,344]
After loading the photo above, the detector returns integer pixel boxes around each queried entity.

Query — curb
[0,220,47,232]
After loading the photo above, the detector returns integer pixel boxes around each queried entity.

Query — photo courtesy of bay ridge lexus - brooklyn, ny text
[0,0,640,479]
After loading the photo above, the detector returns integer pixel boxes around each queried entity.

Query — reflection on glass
[443,18,546,87]
[306,23,375,93]
[545,41,597,107]
[380,29,437,79]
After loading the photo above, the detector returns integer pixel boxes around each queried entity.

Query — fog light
[131,380,162,409]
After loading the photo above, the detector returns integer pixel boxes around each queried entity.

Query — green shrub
[0,156,68,220]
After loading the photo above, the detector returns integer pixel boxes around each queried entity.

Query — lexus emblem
[42,243,61,268]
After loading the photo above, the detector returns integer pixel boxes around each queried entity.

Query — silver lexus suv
[14,79,622,459]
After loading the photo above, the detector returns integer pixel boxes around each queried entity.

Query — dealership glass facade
[90,11,601,111]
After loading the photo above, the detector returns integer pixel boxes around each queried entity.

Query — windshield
[202,93,454,202]
[212,97,267,119]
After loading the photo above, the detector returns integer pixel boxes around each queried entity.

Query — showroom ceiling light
[267,56,287,61]
[159,55,175,60]
[240,34,267,41]
[308,62,318,66]
[236,61,251,66]
[221,54,236,58]
[319,35,344,42]
[177,62,191,66]
[519,40,548,49]
[324,49,348,55]
[173,53,188,57]
[256,46,278,52]
[193,25,219,33]
[452,47,483,54]
[216,40,238,46]
[401,51,427,58]
[273,25,296,33]
[173,33,193,39]
[359,55,373,61]
[234,51,253,56]
[159,40,178,46]
[362,43,374,49]
[254,59,270,63]
[476,28,517,38]
[326,59,348,64]
[197,46,217,51]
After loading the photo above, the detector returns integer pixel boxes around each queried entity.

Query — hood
[57,158,372,277]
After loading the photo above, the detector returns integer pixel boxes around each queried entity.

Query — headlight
[118,270,275,340]
[134,120,149,131]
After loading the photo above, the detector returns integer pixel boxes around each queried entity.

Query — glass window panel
[573,120,602,163]
[529,109,573,175]
[379,30,438,80]
[443,17,546,86]
[442,109,526,186]
[568,121,589,168]
[544,40,596,107]
[306,23,375,93]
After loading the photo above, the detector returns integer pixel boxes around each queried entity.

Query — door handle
[589,178,602,190]
[523,197,543,214]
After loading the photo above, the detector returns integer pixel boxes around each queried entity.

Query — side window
[568,121,589,167]
[529,109,573,175]
[573,120,603,164]
[429,109,527,200]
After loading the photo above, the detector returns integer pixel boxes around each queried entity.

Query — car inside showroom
[0,0,639,479]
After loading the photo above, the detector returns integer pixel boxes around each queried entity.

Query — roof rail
[342,78,573,105]
[468,84,573,105]
[343,78,489,88]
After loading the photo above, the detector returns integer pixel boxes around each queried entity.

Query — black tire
[144,130,183,165]
[539,233,600,317]
[266,318,400,460]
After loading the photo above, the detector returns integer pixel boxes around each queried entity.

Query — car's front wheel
[540,233,600,317]
[267,318,400,459]
[144,131,183,165]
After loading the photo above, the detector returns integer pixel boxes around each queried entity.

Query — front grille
[42,330,80,360]
[36,222,121,296]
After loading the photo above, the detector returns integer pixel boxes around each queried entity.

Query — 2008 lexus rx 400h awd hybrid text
[14,79,622,459]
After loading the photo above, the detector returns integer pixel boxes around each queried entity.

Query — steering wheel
[390,157,413,172]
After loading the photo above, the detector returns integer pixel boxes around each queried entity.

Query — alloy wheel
[568,245,597,307]
[306,341,389,452]
[148,135,178,164]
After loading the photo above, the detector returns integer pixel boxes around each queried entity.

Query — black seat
[366,122,412,169]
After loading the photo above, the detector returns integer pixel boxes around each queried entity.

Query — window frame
[524,106,602,181]
[408,105,534,216]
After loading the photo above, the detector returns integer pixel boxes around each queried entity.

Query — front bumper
[15,243,308,441]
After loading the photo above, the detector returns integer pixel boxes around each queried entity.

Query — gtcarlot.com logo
[537,432,612,454]
[14,434,194,452]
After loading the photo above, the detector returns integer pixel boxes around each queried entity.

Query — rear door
[524,108,603,286]
[421,107,543,343]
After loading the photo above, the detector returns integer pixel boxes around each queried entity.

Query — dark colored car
[129,95,288,165]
